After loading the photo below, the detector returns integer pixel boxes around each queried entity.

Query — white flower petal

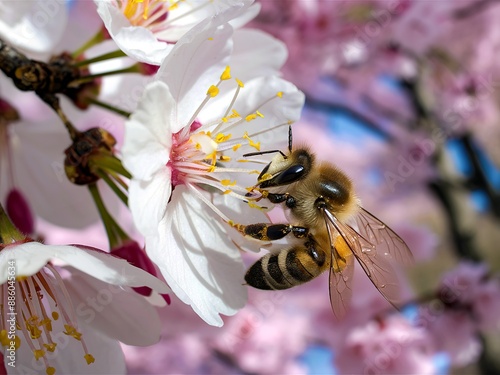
[213,194,271,252]
[128,170,172,237]
[8,319,126,375]
[146,185,247,326]
[64,266,163,346]
[0,0,68,56]
[0,243,170,294]
[95,0,171,65]
[229,2,261,29]
[155,0,254,41]
[155,19,233,133]
[230,28,288,81]
[122,81,174,181]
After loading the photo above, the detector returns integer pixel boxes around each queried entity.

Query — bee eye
[275,165,306,185]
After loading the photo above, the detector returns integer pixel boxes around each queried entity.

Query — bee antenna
[288,125,293,153]
[243,150,287,158]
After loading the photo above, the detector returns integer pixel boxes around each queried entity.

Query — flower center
[165,65,291,219]
[0,263,95,375]
[119,0,215,36]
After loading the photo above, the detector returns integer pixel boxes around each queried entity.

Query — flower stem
[73,50,127,68]
[72,65,141,85]
[88,184,127,248]
[96,170,128,207]
[0,203,24,244]
[72,29,106,58]
[94,155,132,179]
[85,98,131,118]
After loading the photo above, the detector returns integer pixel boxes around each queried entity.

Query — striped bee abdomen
[245,243,329,290]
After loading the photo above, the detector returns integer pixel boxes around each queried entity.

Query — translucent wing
[323,213,355,319]
[323,209,408,309]
[355,207,414,267]
[329,247,355,320]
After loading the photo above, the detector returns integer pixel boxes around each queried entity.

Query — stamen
[186,184,231,222]
[220,66,231,81]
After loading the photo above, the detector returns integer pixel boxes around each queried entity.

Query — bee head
[258,148,314,188]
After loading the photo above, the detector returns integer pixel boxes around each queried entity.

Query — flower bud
[6,189,34,235]
[64,128,116,185]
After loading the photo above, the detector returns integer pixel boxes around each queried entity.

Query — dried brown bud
[64,128,116,185]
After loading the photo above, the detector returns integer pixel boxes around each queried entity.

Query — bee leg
[259,191,297,209]
[230,222,309,241]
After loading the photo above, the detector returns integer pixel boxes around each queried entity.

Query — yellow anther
[287,120,293,125]
[248,202,264,210]
[46,367,56,375]
[51,312,59,320]
[41,318,52,332]
[277,91,283,98]
[169,2,179,10]
[237,159,250,163]
[44,343,57,352]
[16,276,27,281]
[223,190,232,194]
[230,109,241,118]
[232,144,242,151]
[27,324,42,339]
[0,330,8,346]
[207,37,213,41]
[245,113,257,122]
[219,155,231,162]
[221,117,228,122]
[208,165,216,172]
[221,179,236,186]
[256,110,264,118]
[206,151,217,163]
[244,134,260,150]
[207,85,219,97]
[215,133,232,143]
[64,325,82,341]
[195,143,201,150]
[85,354,96,365]
[221,66,231,80]
[236,78,244,87]
[123,1,139,19]
[259,172,273,181]
[34,349,45,360]
[228,220,235,226]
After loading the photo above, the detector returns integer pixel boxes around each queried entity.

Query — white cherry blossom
[0,241,170,375]
[95,0,260,65]
[122,15,304,326]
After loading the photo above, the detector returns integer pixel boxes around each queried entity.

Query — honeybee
[233,127,413,318]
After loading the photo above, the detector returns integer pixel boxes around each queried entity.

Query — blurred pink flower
[336,315,436,375]
[419,309,480,367]
[212,303,308,374]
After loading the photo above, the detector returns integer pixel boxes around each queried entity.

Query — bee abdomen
[245,246,327,290]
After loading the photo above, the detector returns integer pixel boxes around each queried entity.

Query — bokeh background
[3,0,500,374]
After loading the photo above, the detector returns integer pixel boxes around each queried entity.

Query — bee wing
[323,210,406,309]
[323,213,355,319]
[355,207,414,267]
[328,249,355,320]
